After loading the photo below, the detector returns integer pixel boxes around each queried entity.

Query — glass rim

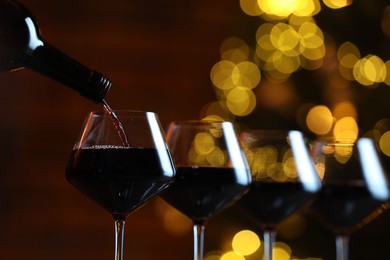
[89,109,158,117]
[168,120,234,127]
[312,136,358,145]
[240,129,301,137]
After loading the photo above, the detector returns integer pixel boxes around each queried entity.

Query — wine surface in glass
[66,147,173,220]
[309,180,386,235]
[237,181,315,230]
[161,166,251,224]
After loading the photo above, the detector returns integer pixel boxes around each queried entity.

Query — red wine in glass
[237,181,315,230]
[161,166,251,224]
[309,181,387,236]
[161,121,252,260]
[308,138,390,260]
[238,130,321,260]
[67,146,173,220]
[66,110,175,260]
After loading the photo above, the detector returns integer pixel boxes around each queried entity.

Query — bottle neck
[24,43,111,103]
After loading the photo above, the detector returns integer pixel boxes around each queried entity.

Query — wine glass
[160,120,252,260]
[66,110,176,260]
[237,130,321,260]
[309,137,390,260]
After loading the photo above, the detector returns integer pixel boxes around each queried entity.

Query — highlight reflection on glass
[357,138,390,200]
[309,137,390,260]
[237,129,321,260]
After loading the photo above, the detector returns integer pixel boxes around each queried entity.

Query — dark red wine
[66,147,174,220]
[237,181,315,230]
[309,181,387,235]
[101,100,130,147]
[161,166,251,224]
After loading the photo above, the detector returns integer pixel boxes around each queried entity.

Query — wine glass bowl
[161,120,252,260]
[66,110,175,260]
[309,137,390,260]
[237,130,321,260]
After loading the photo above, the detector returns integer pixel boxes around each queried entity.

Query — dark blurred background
[0,0,390,259]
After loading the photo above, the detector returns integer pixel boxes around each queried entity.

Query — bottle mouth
[85,70,112,103]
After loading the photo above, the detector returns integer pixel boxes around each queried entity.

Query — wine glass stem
[193,223,205,260]
[263,229,276,260]
[336,235,350,260]
[115,219,126,260]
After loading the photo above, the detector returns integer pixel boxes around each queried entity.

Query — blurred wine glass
[161,120,252,260]
[66,110,175,260]
[237,130,321,260]
[309,137,390,260]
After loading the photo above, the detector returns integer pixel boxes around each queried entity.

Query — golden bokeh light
[254,17,325,81]
[332,101,357,120]
[245,145,278,179]
[379,131,390,157]
[268,162,289,181]
[337,41,360,80]
[220,37,250,63]
[314,155,325,180]
[353,58,374,86]
[257,0,320,18]
[337,42,360,64]
[270,23,300,54]
[353,55,387,87]
[333,116,358,142]
[283,156,298,179]
[334,143,354,164]
[235,61,261,89]
[322,0,352,9]
[188,145,207,165]
[194,132,215,155]
[206,147,227,167]
[384,60,390,86]
[244,144,302,181]
[232,230,261,256]
[211,60,237,90]
[299,21,326,63]
[202,114,225,122]
[210,41,260,117]
[239,0,263,16]
[205,251,223,260]
[306,105,334,135]
[289,14,315,28]
[299,21,324,49]
[272,50,301,74]
[256,23,275,50]
[187,129,231,167]
[220,251,246,260]
[201,101,231,121]
[273,242,292,259]
[258,0,295,18]
[226,87,257,116]
[365,55,386,83]
[293,0,321,17]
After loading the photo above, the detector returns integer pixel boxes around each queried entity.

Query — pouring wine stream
[102,100,130,147]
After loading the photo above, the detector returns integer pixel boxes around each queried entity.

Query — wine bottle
[0,0,111,103]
